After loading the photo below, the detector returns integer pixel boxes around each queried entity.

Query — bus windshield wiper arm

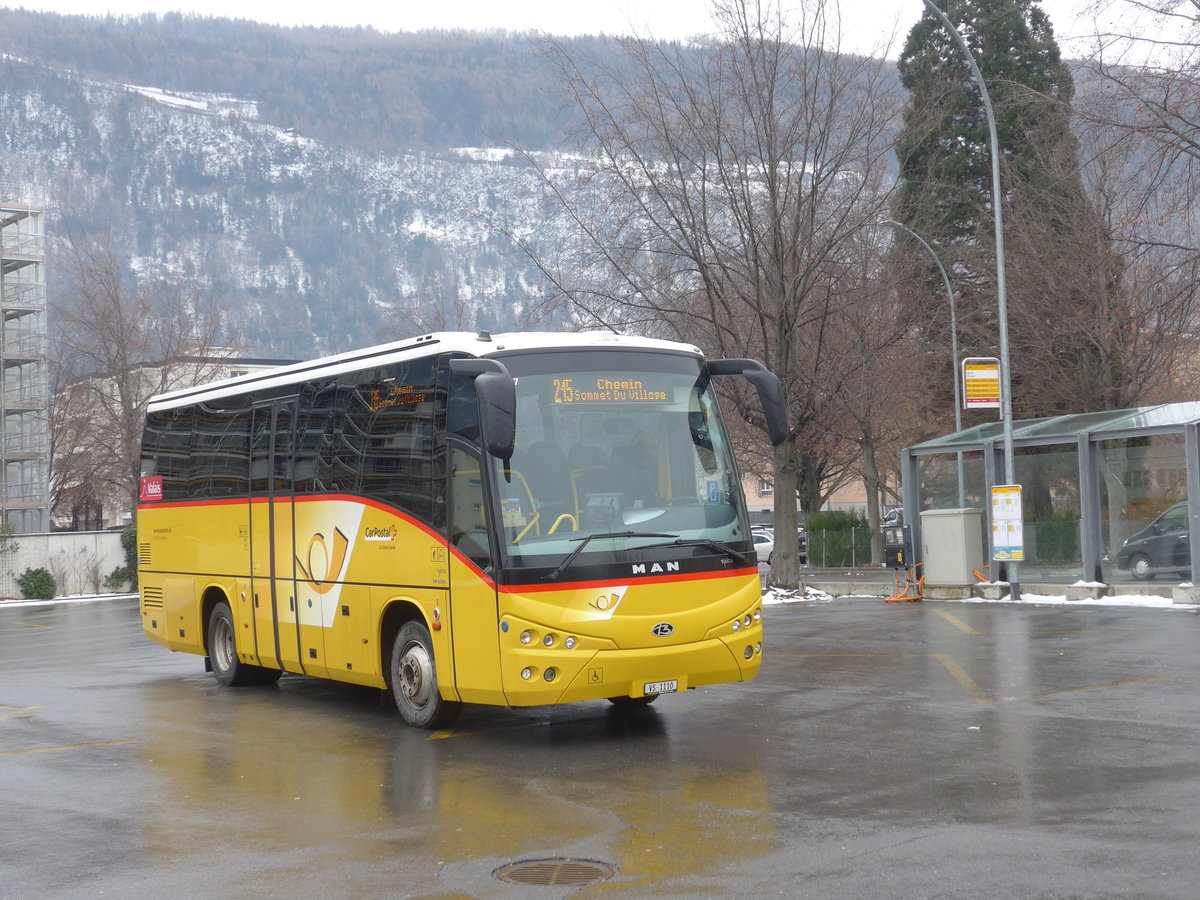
[545,531,679,581]
[645,538,750,567]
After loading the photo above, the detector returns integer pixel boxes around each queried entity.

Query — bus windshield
[486,350,753,573]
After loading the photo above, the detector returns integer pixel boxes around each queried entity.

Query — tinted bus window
[143,407,193,502]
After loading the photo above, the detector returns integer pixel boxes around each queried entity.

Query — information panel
[963,357,1001,409]
[991,484,1024,561]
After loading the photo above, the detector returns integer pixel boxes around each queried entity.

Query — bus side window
[145,407,192,502]
[449,446,491,571]
[447,373,481,445]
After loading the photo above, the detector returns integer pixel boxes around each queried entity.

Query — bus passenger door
[446,444,505,704]
[248,403,301,673]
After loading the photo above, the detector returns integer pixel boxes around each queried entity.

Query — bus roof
[146,330,704,412]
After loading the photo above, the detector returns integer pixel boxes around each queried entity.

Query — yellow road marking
[428,729,468,740]
[0,739,138,757]
[10,621,53,629]
[1009,675,1176,702]
[771,652,1174,706]
[932,653,993,704]
[934,609,981,635]
[0,705,39,720]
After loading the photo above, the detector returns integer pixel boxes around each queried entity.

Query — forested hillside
[0,9,630,357]
[0,8,602,149]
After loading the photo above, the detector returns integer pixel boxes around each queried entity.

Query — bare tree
[819,232,931,563]
[516,0,902,587]
[49,224,233,524]
[1070,2,1200,404]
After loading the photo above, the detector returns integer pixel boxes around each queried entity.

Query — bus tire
[207,601,281,686]
[391,621,461,729]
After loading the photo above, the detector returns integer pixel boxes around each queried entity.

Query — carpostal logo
[296,527,350,595]
[364,524,398,543]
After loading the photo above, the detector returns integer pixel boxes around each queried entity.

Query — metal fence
[806,527,874,568]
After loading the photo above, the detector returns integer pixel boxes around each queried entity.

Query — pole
[883,219,964,507]
[921,0,1020,600]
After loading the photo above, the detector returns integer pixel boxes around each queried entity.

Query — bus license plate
[643,680,678,695]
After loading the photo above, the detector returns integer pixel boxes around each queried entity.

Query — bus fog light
[543,633,555,647]
[520,631,533,645]
[564,636,577,649]
[755,642,762,654]
[521,667,533,680]
[743,645,754,660]
[544,668,557,682]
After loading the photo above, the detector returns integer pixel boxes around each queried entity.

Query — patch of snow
[451,147,517,163]
[0,593,136,609]
[958,592,1193,609]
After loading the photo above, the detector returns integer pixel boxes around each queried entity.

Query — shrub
[105,525,138,591]
[806,510,872,567]
[18,567,57,600]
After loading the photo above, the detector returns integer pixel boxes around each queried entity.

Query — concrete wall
[0,530,125,599]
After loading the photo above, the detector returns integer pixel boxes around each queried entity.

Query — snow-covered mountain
[0,45,577,358]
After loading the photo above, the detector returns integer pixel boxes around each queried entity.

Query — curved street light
[920,0,1020,600]
[882,218,964,507]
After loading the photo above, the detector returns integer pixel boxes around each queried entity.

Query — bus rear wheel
[207,601,281,687]
[391,621,462,729]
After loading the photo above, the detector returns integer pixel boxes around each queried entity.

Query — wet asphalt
[2,595,1200,898]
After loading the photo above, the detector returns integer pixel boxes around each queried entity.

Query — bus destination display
[553,377,672,404]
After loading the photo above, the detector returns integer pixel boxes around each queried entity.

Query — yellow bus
[138,331,786,728]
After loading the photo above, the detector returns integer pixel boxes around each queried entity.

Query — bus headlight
[564,636,577,650]
[520,631,533,645]
[743,614,752,627]
[543,633,555,647]
[732,620,741,632]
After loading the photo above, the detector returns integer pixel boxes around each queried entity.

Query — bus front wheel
[390,621,462,729]
[207,601,281,687]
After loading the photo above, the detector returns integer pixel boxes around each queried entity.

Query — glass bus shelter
[900,402,1200,586]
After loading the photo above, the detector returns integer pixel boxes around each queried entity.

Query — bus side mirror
[705,359,788,447]
[449,358,516,460]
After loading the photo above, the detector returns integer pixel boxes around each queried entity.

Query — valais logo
[139,476,164,502]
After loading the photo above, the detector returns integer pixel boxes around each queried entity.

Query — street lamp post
[882,219,964,507]
[921,0,1020,600]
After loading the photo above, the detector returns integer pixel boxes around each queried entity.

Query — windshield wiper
[644,538,750,567]
[544,531,679,581]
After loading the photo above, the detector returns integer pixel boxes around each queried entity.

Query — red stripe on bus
[139,494,755,593]
[499,567,759,594]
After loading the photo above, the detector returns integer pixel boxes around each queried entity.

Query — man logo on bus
[296,527,350,595]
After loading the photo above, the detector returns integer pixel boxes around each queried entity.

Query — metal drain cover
[493,858,617,886]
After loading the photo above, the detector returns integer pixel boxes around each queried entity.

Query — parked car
[752,529,775,565]
[1115,502,1189,581]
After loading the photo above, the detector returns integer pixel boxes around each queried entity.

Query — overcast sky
[4,0,1119,59]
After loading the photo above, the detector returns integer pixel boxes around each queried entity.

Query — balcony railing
[0,282,44,309]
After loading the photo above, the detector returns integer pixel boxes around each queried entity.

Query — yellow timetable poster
[991,484,1024,561]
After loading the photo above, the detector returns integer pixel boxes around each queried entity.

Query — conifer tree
[894,0,1124,418]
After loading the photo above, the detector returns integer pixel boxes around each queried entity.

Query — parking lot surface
[3,595,1200,898]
